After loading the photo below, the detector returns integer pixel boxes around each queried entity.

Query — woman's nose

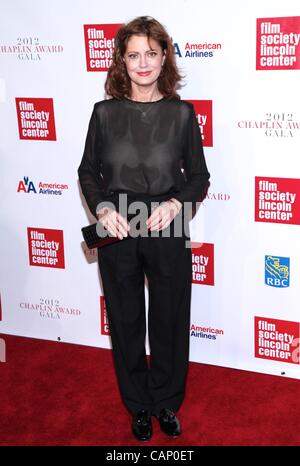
[139,55,149,68]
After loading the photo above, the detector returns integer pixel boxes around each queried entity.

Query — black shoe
[157,408,181,437]
[132,409,152,441]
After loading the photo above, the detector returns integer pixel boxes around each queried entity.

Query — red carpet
[0,333,299,446]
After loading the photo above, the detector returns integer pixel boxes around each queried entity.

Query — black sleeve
[77,104,106,219]
[172,105,210,206]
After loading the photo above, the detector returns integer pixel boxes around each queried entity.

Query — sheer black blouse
[78,96,210,218]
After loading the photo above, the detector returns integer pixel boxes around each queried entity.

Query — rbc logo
[265,255,290,288]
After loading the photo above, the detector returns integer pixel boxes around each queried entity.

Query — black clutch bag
[81,223,130,249]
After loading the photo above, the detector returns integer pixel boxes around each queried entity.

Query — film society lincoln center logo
[256,16,300,70]
[100,296,110,336]
[255,317,300,364]
[27,227,65,269]
[84,24,122,71]
[255,177,300,225]
[192,242,214,286]
[15,97,56,141]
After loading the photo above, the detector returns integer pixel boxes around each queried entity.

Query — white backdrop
[1,0,300,379]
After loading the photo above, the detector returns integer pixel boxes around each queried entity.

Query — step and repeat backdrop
[1,0,299,379]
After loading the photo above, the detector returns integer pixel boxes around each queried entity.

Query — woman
[78,16,210,441]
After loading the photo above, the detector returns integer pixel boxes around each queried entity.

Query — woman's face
[123,34,165,89]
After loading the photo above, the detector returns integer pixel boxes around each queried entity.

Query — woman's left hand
[146,198,183,232]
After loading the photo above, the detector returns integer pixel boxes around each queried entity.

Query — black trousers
[97,192,192,416]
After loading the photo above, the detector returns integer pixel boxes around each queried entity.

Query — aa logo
[17,176,37,193]
[265,255,290,288]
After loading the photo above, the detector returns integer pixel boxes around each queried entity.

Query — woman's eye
[127,52,158,60]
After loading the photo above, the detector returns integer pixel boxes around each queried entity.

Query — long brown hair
[104,16,182,100]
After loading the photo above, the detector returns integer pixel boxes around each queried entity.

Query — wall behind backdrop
[1,0,300,379]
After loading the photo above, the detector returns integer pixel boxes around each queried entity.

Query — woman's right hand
[97,207,130,240]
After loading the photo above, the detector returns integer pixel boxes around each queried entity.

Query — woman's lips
[137,71,152,76]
